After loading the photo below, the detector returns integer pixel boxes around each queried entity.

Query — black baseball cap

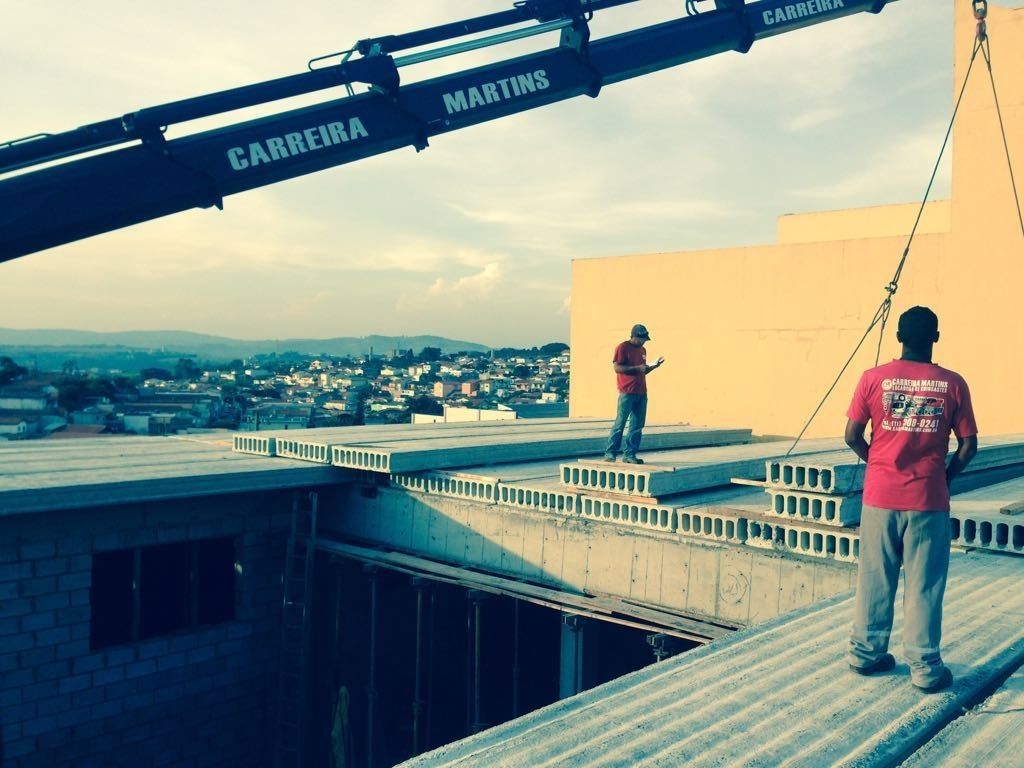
[631,324,651,340]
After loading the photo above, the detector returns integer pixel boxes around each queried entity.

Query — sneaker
[622,456,644,465]
[849,653,895,676]
[913,666,953,693]
[602,454,616,463]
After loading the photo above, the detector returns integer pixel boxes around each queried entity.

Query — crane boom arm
[0,0,892,262]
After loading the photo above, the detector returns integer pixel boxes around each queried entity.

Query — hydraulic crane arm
[0,0,894,263]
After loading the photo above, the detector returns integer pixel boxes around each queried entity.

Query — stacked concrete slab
[234,418,614,462]
[949,476,1024,555]
[764,434,1024,528]
[561,438,846,498]
[232,420,752,472]
[229,420,1024,566]
[557,439,860,560]
[747,437,1024,563]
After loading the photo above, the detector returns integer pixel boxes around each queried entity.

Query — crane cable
[979,32,1024,240]
[782,7,1000,458]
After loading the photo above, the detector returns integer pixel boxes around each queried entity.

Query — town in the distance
[0,339,571,440]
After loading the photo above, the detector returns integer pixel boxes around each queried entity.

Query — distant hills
[0,328,490,372]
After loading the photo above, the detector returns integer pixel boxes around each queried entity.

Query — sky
[0,1,987,347]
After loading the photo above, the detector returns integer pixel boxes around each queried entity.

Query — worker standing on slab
[844,306,978,693]
[603,324,664,464]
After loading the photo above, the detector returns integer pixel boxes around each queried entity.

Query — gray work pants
[605,393,647,458]
[848,505,951,686]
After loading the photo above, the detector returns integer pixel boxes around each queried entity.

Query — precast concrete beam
[766,489,862,527]
[271,420,618,463]
[331,426,752,474]
[392,471,499,504]
[947,475,1024,556]
[765,450,864,494]
[232,433,276,456]
[746,515,860,563]
[579,496,676,533]
[676,508,748,546]
[498,480,578,515]
[765,436,1024,494]
[951,512,1024,554]
[562,438,847,497]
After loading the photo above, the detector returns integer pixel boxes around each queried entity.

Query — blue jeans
[848,505,951,687]
[605,393,647,458]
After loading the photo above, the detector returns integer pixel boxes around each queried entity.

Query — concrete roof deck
[401,551,1024,768]
[0,432,347,516]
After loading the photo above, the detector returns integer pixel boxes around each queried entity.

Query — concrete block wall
[0,490,294,768]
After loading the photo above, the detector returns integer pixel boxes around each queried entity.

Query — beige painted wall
[570,0,1024,439]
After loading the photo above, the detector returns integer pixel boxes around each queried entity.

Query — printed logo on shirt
[881,378,949,394]
[880,392,945,434]
[883,393,945,419]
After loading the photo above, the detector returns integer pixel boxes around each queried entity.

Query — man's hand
[946,434,978,487]
[646,356,665,373]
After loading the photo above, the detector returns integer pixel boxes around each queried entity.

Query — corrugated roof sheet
[401,552,1024,768]
[902,667,1024,767]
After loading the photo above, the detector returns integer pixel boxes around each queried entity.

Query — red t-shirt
[613,341,647,395]
[847,359,977,512]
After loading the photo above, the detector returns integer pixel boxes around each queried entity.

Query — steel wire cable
[783,36,984,457]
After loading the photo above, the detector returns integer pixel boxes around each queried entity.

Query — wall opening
[309,555,700,767]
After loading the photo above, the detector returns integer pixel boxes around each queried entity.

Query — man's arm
[946,434,978,486]
[613,362,644,374]
[844,419,870,462]
[612,357,664,374]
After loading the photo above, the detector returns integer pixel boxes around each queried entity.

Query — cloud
[452,192,732,234]
[796,124,952,204]
[396,262,504,313]
[785,106,845,132]
[428,262,503,298]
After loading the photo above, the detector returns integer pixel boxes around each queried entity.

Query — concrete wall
[0,491,292,768]
[569,1,1024,438]
[321,486,856,629]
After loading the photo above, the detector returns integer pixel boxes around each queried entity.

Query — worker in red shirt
[603,324,664,464]
[844,306,977,693]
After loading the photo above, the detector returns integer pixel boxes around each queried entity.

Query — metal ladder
[275,491,318,768]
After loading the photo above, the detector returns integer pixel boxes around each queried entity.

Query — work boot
[913,666,953,693]
[622,455,644,464]
[849,653,895,676]
[602,454,616,463]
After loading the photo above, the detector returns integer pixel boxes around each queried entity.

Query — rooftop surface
[3,422,1023,764]
[401,551,1024,767]
[0,432,346,515]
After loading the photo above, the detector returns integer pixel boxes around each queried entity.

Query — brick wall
[1,490,298,768]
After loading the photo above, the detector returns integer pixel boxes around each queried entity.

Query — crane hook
[973,0,988,42]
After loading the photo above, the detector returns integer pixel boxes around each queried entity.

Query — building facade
[570,1,1024,438]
